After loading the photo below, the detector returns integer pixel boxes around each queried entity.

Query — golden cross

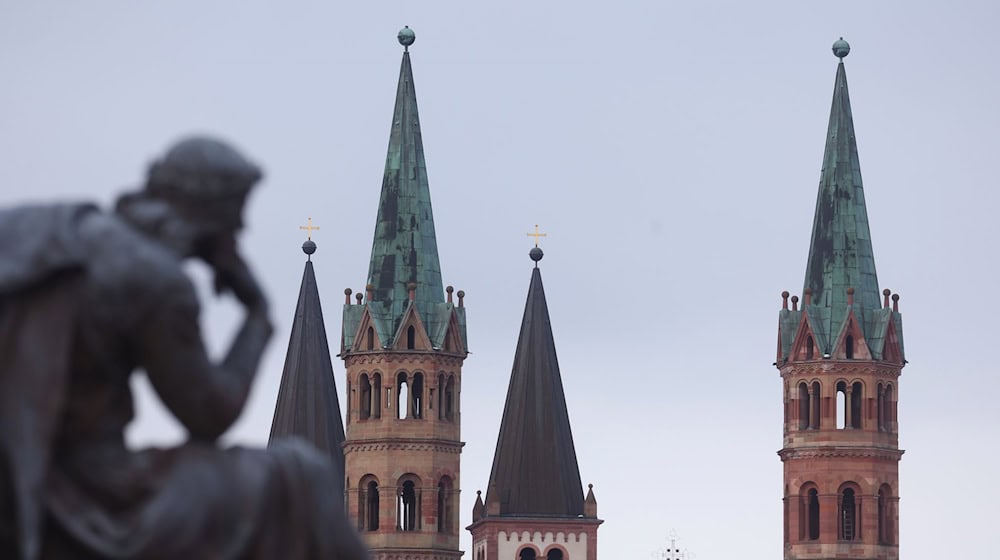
[299,217,320,240]
[526,224,547,247]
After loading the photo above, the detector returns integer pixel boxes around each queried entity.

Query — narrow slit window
[360,374,372,420]
[411,373,424,419]
[840,488,857,541]
[398,480,418,531]
[365,480,379,531]
[807,488,820,540]
[397,373,409,419]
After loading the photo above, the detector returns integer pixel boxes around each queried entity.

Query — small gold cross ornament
[526,224,547,247]
[299,217,320,240]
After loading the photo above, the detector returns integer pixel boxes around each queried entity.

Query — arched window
[846,335,855,359]
[518,548,538,560]
[836,381,847,429]
[360,374,372,420]
[850,381,863,429]
[804,487,819,541]
[438,374,446,420]
[546,549,564,560]
[806,335,814,359]
[411,372,424,419]
[407,325,416,349]
[361,478,379,531]
[810,381,821,429]
[840,487,857,541]
[397,373,409,419]
[882,385,896,432]
[397,476,420,531]
[445,376,455,421]
[876,383,885,432]
[367,326,375,351]
[372,373,382,419]
[878,484,892,544]
[437,476,453,533]
[798,383,809,430]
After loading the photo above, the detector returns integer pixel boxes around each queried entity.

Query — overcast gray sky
[2,1,998,558]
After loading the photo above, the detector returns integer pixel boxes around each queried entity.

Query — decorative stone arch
[411,370,425,419]
[395,370,410,419]
[542,544,569,560]
[359,372,372,420]
[836,481,863,541]
[799,481,820,542]
[371,371,383,418]
[436,475,455,533]
[790,316,820,361]
[834,379,863,429]
[797,381,810,430]
[359,474,381,532]
[877,482,895,544]
[396,473,422,531]
[441,373,456,421]
[882,383,896,432]
[835,311,872,360]
[516,544,541,560]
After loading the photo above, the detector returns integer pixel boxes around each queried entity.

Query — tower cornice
[777,360,903,378]
[778,446,904,462]
[343,352,467,368]
[344,437,465,454]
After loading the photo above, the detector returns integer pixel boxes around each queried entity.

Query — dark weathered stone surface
[485,262,586,517]
[269,251,347,498]
[0,137,368,560]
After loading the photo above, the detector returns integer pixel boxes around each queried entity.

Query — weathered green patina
[342,30,467,352]
[778,41,904,360]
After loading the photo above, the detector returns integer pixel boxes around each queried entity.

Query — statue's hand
[201,234,269,314]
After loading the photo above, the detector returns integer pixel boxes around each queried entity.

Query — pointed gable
[486,262,585,518]
[270,250,347,489]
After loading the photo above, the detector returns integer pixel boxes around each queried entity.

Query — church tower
[269,232,347,500]
[468,244,601,560]
[776,39,904,560]
[340,27,469,560]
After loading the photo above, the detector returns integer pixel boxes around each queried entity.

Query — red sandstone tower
[776,39,903,560]
[340,27,469,560]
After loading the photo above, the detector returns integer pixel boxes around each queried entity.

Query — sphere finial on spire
[398,26,415,50]
[529,247,544,263]
[302,239,317,256]
[832,37,850,60]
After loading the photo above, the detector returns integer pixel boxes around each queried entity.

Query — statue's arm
[138,283,269,441]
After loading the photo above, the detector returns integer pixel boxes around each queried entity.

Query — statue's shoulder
[78,211,194,300]
[0,202,99,295]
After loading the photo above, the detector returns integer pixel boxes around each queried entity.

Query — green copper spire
[366,27,445,328]
[803,39,881,349]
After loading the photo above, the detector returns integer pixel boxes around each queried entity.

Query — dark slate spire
[270,240,346,493]
[802,39,881,349]
[366,27,444,332]
[485,252,585,517]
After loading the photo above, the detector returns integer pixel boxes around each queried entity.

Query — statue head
[117,136,263,260]
[145,136,263,231]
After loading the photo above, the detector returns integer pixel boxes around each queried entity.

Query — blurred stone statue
[0,137,369,560]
